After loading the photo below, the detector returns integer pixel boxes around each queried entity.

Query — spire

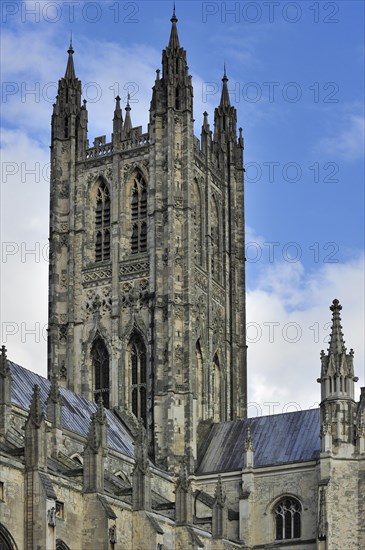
[328,299,347,355]
[168,3,180,50]
[65,41,76,80]
[124,94,132,135]
[220,65,231,109]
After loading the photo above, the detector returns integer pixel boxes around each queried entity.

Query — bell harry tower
[48,11,247,471]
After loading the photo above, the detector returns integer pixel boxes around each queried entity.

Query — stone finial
[238,127,244,147]
[132,419,151,510]
[212,475,227,539]
[124,93,132,135]
[175,458,193,525]
[29,385,44,428]
[214,475,226,507]
[202,111,210,133]
[95,395,107,425]
[86,397,108,452]
[328,299,346,355]
[47,371,61,405]
[0,345,9,376]
[114,95,122,120]
[176,459,190,492]
[46,371,62,431]
[134,418,149,473]
[244,426,254,451]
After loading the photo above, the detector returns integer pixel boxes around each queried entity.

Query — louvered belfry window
[131,173,147,254]
[92,337,109,408]
[95,182,111,262]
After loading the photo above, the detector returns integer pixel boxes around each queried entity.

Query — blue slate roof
[197,409,320,474]
[9,361,135,458]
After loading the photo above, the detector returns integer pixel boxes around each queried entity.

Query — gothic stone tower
[48,12,246,470]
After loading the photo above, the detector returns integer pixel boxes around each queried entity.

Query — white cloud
[318,114,364,161]
[247,255,365,415]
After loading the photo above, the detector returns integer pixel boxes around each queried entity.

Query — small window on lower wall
[274,497,301,540]
[0,482,4,501]
[56,501,64,520]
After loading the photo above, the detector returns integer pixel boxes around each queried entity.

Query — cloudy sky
[1,0,364,414]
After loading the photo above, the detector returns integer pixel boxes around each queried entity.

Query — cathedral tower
[48,12,246,470]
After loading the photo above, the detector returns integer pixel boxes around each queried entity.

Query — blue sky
[1,0,364,413]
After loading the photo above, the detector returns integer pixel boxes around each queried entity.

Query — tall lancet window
[130,173,147,254]
[211,195,221,282]
[196,340,204,420]
[95,181,111,262]
[129,332,147,427]
[212,353,221,422]
[193,179,202,266]
[92,337,109,408]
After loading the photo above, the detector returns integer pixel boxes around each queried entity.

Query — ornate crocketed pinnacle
[29,384,44,428]
[134,418,149,473]
[328,299,346,355]
[114,95,122,120]
[0,345,9,376]
[202,111,210,133]
[176,458,190,492]
[244,425,254,451]
[95,395,107,425]
[47,371,61,404]
[214,475,226,507]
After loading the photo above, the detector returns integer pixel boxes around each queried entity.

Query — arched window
[130,173,147,254]
[212,353,221,422]
[56,541,71,550]
[95,181,111,262]
[129,332,147,426]
[274,497,301,540]
[193,180,202,266]
[91,337,109,408]
[211,195,221,282]
[0,523,18,550]
[196,340,204,420]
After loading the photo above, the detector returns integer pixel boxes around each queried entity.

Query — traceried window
[129,333,147,426]
[274,497,301,540]
[130,173,147,254]
[91,337,109,408]
[95,181,111,262]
